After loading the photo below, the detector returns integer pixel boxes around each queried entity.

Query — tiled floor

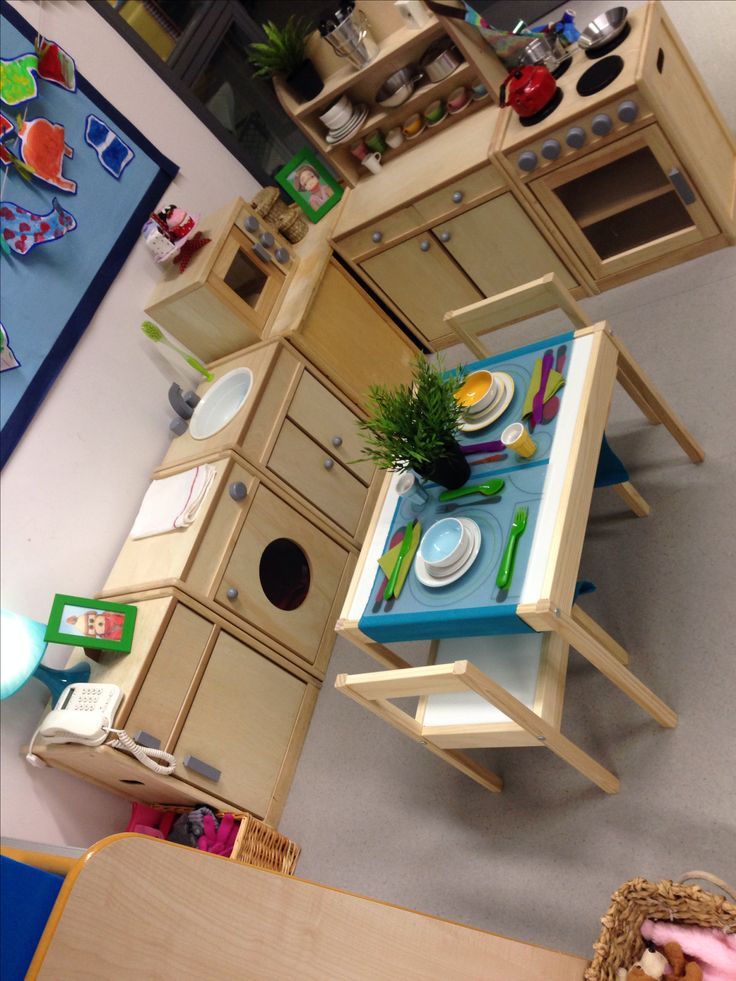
[280,244,736,959]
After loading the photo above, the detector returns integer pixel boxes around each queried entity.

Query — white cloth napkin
[130,464,216,540]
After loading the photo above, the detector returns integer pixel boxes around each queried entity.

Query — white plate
[458,371,515,432]
[326,105,364,137]
[326,105,369,143]
[415,518,481,587]
[419,529,474,577]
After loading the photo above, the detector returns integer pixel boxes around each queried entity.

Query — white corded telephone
[28,682,177,775]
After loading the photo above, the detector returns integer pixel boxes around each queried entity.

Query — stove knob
[618,99,639,123]
[591,113,612,137]
[566,126,586,149]
[518,150,538,173]
[259,231,275,248]
[274,247,290,264]
[244,215,259,233]
[541,138,561,160]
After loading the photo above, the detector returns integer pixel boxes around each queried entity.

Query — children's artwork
[17,115,77,193]
[84,113,133,178]
[0,0,178,468]
[0,51,38,105]
[0,323,20,371]
[0,197,77,255]
[35,36,76,92]
[275,147,343,223]
[45,594,138,653]
[0,110,12,167]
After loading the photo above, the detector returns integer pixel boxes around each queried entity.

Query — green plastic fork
[496,506,528,590]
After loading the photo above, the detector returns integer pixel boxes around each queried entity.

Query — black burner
[519,86,564,127]
[576,55,624,97]
[552,55,572,80]
[584,20,631,59]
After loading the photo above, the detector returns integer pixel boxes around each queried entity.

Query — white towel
[130,465,216,540]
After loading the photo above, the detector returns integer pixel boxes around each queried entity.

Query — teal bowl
[419,517,467,570]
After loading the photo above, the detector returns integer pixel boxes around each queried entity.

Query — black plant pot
[416,439,470,490]
[286,59,324,103]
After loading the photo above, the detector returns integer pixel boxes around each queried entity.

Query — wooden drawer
[412,164,505,225]
[287,370,373,484]
[336,206,422,260]
[269,419,367,535]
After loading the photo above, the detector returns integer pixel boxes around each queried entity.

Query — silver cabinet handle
[331,435,343,447]
[419,240,431,252]
[226,587,239,600]
[439,231,451,243]
[668,168,696,205]
[133,731,161,750]
[371,231,382,243]
[323,458,334,470]
[252,242,271,262]
[183,755,221,783]
[452,191,463,204]
[229,481,247,501]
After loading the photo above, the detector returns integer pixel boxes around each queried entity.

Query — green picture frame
[275,148,343,223]
[44,594,138,653]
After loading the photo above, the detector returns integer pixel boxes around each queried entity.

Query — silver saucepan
[375,65,423,107]
[418,40,462,83]
[578,6,629,50]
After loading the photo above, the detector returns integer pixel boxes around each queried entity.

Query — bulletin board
[0,0,178,468]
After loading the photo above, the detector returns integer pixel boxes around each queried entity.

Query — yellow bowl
[455,370,497,413]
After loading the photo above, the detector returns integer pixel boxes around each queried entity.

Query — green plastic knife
[384,521,415,601]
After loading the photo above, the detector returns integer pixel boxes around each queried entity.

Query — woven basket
[586,872,736,981]
[251,186,288,224]
[277,203,308,243]
[150,805,300,876]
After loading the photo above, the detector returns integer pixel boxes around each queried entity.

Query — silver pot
[321,8,378,69]
[375,65,423,107]
[520,35,567,73]
[418,40,462,83]
[579,6,629,50]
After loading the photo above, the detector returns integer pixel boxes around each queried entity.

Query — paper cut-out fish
[35,36,76,92]
[0,323,20,372]
[0,197,77,255]
[0,52,39,106]
[85,114,134,179]
[17,116,77,193]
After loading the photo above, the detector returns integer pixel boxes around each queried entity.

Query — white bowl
[319,95,353,129]
[456,370,499,415]
[418,517,470,571]
[189,368,253,440]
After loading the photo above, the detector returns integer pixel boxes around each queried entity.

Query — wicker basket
[277,203,309,243]
[251,186,288,224]
[586,872,736,981]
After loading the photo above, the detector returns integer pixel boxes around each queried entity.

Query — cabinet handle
[133,731,161,750]
[229,481,247,501]
[439,230,451,243]
[252,242,271,262]
[452,191,463,204]
[226,587,239,600]
[331,435,343,447]
[323,458,334,470]
[183,755,221,783]
[419,240,431,252]
[668,168,696,205]
[371,231,383,243]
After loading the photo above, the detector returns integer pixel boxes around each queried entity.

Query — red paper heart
[0,207,13,219]
[39,221,51,233]
[34,232,45,242]
[3,228,15,239]
[18,221,31,231]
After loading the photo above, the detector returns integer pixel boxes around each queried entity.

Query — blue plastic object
[0,856,63,980]
[594,433,629,488]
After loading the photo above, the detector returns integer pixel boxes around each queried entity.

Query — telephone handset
[29,682,177,775]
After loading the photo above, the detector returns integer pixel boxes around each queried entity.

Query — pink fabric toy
[641,920,736,981]
[197,811,237,856]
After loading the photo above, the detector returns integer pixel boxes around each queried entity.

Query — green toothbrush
[140,321,213,381]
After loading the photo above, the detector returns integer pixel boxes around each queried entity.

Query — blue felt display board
[0,0,178,467]
[358,332,574,643]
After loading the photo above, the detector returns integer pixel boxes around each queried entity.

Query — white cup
[361,151,382,174]
[386,127,404,148]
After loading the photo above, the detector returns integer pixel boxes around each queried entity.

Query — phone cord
[105,727,177,775]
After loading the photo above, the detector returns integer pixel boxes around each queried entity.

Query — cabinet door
[361,235,483,347]
[436,193,577,296]
[174,630,310,816]
[530,126,718,280]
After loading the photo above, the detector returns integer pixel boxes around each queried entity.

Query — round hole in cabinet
[259,538,311,611]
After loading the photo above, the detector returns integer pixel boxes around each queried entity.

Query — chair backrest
[443,272,592,359]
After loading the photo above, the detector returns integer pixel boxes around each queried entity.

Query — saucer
[326,105,369,143]
[404,122,427,140]
[447,97,472,115]
[415,518,481,587]
[458,372,515,432]
[426,110,448,128]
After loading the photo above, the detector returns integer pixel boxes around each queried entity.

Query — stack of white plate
[319,95,369,144]
[415,517,482,588]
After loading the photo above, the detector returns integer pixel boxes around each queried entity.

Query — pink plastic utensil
[542,345,567,423]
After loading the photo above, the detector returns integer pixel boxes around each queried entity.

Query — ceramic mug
[447,86,471,112]
[423,99,445,125]
[349,139,369,161]
[386,127,404,148]
[365,130,387,153]
[402,112,424,137]
[361,151,382,175]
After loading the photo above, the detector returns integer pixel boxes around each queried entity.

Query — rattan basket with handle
[277,203,308,243]
[585,872,736,981]
[251,186,288,224]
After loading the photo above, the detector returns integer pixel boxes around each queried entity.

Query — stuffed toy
[617,941,704,981]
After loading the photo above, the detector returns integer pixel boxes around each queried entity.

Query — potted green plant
[248,16,324,104]
[357,356,470,490]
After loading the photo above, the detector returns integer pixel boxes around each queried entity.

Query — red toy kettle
[499,64,557,118]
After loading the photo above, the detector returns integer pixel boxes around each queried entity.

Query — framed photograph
[44,594,138,653]
[275,148,343,223]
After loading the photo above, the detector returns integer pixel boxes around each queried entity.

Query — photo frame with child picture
[44,594,137,653]
[275,148,343,223]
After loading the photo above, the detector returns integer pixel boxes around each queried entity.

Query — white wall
[0,0,260,846]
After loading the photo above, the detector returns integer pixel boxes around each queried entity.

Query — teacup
[361,151,382,175]
[470,80,489,100]
[423,99,445,125]
[501,422,537,459]
[447,86,470,112]
[365,129,387,153]
[402,113,424,138]
[349,139,369,161]
[386,127,404,148]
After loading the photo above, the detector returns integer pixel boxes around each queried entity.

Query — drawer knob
[452,191,463,204]
[331,435,343,447]
[591,113,612,137]
[274,246,290,263]
[541,138,561,160]
[259,231,275,247]
[226,587,239,600]
[439,230,451,243]
[183,755,221,783]
[371,230,383,243]
[419,240,431,252]
[244,215,259,233]
[229,481,247,501]
[617,99,638,123]
[517,150,538,172]
[323,458,334,470]
[566,126,586,149]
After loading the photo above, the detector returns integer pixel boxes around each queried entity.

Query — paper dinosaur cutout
[0,197,77,255]
[0,52,39,106]
[0,323,20,371]
[35,36,76,92]
[17,116,77,193]
[84,114,134,178]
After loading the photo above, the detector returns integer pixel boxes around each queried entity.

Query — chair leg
[612,480,650,517]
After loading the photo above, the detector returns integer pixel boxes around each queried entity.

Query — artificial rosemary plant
[247,16,315,78]
[358,356,466,475]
